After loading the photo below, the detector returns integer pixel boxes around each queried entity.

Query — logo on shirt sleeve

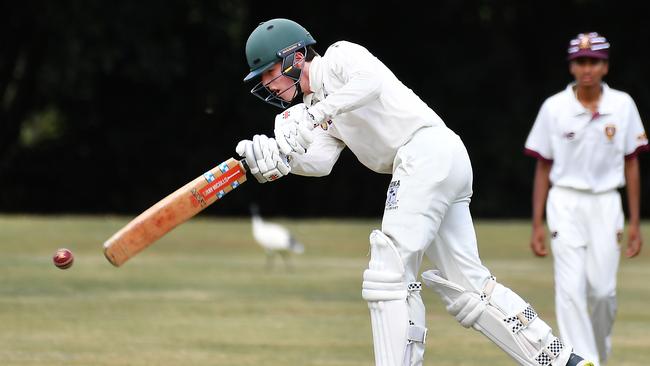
[604,124,616,141]
[638,132,648,143]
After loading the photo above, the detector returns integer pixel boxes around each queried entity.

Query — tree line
[1,0,648,218]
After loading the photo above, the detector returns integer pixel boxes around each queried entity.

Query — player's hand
[236,134,290,184]
[626,224,643,258]
[274,103,316,155]
[530,225,547,257]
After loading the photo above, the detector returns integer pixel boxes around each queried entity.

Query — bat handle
[240,158,250,173]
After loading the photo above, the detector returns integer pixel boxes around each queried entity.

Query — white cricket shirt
[525,83,648,193]
[289,41,444,176]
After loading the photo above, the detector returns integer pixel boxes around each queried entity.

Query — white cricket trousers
[381,125,494,364]
[382,125,491,292]
[546,186,623,365]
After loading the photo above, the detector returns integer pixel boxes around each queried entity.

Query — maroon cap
[567,32,610,60]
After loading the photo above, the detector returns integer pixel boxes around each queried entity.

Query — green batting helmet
[243,18,316,82]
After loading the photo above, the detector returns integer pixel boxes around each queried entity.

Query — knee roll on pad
[362,270,407,301]
[422,270,573,366]
[362,230,427,366]
[447,291,486,328]
[362,230,407,302]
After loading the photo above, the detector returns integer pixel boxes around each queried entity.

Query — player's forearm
[625,158,641,226]
[531,160,552,227]
[288,145,343,177]
[289,156,337,177]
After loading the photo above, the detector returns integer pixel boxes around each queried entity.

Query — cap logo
[278,42,304,58]
[567,32,610,59]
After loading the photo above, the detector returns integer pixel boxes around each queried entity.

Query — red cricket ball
[53,248,74,270]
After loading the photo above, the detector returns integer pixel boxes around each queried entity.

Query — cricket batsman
[236,18,595,366]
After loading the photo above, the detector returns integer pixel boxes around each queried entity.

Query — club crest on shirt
[563,131,576,140]
[616,230,623,243]
[604,124,616,141]
[551,231,559,239]
[385,180,400,211]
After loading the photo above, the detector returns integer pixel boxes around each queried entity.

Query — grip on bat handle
[240,158,250,173]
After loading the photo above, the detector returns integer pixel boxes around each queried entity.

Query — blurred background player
[524,32,648,365]
[235,18,595,366]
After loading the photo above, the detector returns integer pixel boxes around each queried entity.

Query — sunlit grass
[1,215,648,365]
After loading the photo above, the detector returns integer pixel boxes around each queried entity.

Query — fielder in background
[524,32,648,366]
[237,18,594,366]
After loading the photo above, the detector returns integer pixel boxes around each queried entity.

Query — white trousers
[381,126,495,364]
[377,126,578,366]
[546,186,622,365]
[382,126,491,289]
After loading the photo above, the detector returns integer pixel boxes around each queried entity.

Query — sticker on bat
[191,188,207,208]
[203,172,216,183]
[199,166,244,201]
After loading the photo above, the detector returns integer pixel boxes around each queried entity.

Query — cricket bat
[103,158,249,267]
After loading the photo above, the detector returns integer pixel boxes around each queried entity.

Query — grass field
[0,215,648,366]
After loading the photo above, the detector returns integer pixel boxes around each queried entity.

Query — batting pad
[362,230,413,366]
[422,270,573,366]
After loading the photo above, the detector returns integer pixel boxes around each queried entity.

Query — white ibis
[250,204,304,270]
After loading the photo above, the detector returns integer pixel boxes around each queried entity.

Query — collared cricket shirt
[525,83,648,193]
[289,41,444,176]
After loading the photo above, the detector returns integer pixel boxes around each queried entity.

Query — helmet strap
[281,50,305,100]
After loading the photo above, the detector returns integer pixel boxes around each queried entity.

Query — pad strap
[484,275,539,334]
[534,337,565,366]
[406,282,426,344]
[408,321,427,343]
[481,275,497,301]
[407,282,422,292]
[504,305,538,334]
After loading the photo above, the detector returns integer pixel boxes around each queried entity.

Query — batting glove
[274,103,317,155]
[236,134,291,183]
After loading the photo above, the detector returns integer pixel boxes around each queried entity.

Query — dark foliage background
[1,0,649,218]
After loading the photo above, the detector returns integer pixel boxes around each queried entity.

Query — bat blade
[103,158,247,267]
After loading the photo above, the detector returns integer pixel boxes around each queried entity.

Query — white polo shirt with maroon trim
[525,83,648,193]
